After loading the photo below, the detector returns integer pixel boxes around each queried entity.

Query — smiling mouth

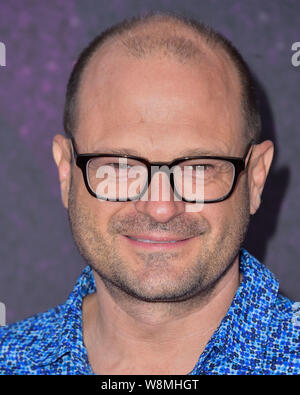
[124,234,195,245]
[126,236,187,244]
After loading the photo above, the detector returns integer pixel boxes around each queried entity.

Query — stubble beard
[67,175,250,305]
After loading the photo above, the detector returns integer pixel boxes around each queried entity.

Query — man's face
[67,47,251,302]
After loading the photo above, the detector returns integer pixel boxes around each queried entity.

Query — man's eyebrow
[178,147,228,157]
[88,147,228,157]
[88,147,142,156]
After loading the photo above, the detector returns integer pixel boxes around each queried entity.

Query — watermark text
[0,42,6,67]
[0,302,6,326]
[291,42,300,67]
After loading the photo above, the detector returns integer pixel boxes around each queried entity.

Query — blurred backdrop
[0,0,299,324]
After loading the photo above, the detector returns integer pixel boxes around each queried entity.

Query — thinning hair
[63,12,261,142]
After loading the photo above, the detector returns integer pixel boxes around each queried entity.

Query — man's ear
[52,134,72,208]
[248,140,274,215]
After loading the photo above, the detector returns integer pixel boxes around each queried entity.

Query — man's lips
[122,234,196,248]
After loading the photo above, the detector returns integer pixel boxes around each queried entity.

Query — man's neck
[82,256,240,375]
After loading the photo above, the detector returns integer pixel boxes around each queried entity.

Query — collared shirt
[0,249,299,375]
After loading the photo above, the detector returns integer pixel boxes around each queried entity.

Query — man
[0,12,299,375]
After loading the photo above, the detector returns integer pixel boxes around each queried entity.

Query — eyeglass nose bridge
[143,163,178,202]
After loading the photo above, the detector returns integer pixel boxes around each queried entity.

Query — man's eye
[106,163,131,169]
[191,164,214,171]
[119,163,132,170]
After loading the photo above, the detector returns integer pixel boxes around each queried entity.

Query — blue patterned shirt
[0,249,299,375]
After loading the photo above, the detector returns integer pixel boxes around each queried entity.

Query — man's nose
[134,171,185,223]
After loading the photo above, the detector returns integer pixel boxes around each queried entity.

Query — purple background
[0,0,299,324]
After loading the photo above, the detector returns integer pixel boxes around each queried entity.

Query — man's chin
[98,268,207,304]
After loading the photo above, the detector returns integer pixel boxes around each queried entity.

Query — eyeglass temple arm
[69,136,78,159]
[244,139,256,168]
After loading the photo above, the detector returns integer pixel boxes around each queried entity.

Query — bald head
[63,12,261,143]
[117,14,206,62]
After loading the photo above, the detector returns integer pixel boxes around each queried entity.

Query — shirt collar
[190,248,279,373]
[27,265,96,367]
[27,249,279,372]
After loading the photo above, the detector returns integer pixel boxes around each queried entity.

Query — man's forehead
[79,25,241,101]
[79,48,240,113]
[75,30,243,151]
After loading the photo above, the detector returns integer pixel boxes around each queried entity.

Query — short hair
[63,11,261,143]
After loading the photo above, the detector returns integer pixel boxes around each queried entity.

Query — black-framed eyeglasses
[69,136,255,203]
